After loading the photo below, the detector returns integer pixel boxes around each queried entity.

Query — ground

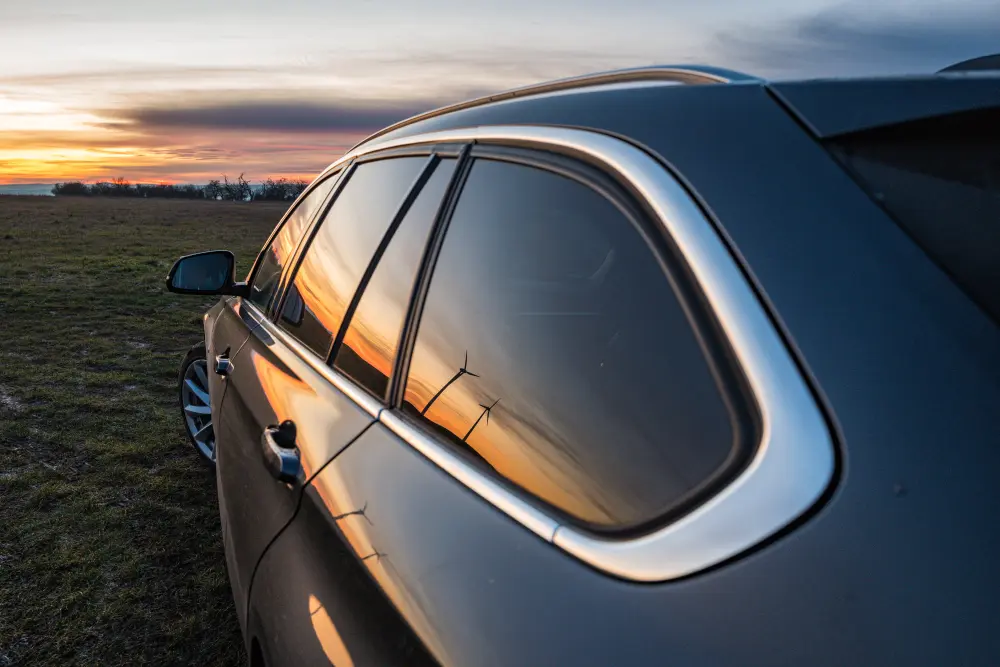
[0,196,286,666]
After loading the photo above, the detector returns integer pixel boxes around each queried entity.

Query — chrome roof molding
[322,125,834,582]
[350,65,761,152]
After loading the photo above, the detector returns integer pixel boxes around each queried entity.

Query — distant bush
[52,174,311,201]
[256,177,309,201]
[51,181,91,196]
[90,181,114,196]
[134,183,206,199]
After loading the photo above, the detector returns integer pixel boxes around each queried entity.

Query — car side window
[402,157,743,529]
[247,175,339,311]
[277,157,427,359]
[333,158,458,398]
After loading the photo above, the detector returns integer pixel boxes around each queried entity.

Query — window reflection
[248,174,338,311]
[279,158,427,359]
[334,158,457,398]
[403,158,738,529]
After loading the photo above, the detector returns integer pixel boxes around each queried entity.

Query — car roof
[351,61,1000,151]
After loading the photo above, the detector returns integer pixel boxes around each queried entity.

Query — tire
[178,342,216,467]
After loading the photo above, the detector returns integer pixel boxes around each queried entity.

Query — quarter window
[247,175,339,311]
[402,157,745,529]
[334,158,458,398]
[278,157,427,358]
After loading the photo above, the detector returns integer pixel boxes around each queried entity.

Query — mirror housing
[165,250,249,296]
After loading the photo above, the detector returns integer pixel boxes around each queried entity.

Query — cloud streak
[107,99,440,134]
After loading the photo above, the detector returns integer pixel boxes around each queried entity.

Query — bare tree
[112,177,132,196]
[237,173,253,202]
[221,175,236,201]
[204,179,222,200]
[222,173,253,201]
[257,177,293,201]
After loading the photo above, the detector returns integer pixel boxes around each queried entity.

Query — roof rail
[938,54,1000,73]
[351,65,761,150]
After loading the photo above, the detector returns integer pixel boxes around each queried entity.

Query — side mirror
[165,250,248,296]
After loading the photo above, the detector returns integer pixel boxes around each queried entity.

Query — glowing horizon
[2,1,995,185]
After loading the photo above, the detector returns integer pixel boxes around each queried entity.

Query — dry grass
[0,196,286,665]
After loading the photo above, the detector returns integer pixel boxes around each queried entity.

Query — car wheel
[179,342,216,466]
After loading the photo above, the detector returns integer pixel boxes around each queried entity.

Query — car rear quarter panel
[342,84,1000,665]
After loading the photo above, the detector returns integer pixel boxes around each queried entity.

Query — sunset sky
[1,0,997,184]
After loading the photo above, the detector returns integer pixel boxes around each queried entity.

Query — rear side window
[278,157,426,358]
[828,108,1000,323]
[334,158,457,398]
[402,157,745,530]
[247,175,339,311]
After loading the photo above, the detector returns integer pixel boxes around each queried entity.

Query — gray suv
[167,63,1000,666]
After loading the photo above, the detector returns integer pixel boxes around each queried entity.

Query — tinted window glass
[279,157,426,358]
[334,158,457,398]
[248,175,338,310]
[827,108,1000,323]
[403,158,737,529]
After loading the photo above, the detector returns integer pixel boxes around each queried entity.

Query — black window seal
[387,144,475,409]
[324,155,440,399]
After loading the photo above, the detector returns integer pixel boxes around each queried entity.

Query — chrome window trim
[320,125,834,582]
[242,300,383,419]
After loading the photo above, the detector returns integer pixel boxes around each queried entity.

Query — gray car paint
[219,79,1000,665]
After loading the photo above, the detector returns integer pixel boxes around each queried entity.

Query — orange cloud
[0,92,432,184]
[0,126,365,184]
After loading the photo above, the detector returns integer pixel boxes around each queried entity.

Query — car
[166,61,1000,666]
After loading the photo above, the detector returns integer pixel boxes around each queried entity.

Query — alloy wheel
[181,358,215,462]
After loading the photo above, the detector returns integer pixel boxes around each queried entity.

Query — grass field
[0,196,287,665]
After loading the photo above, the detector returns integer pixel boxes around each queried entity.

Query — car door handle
[262,420,300,485]
[215,351,233,377]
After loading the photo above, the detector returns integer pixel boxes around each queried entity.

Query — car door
[247,150,461,666]
[215,154,435,634]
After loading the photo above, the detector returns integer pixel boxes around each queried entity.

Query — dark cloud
[109,98,445,134]
[712,3,1000,78]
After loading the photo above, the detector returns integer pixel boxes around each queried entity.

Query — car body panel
[201,77,1000,665]
[300,384,1000,667]
[214,304,376,633]
[308,82,1000,664]
[248,447,438,667]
